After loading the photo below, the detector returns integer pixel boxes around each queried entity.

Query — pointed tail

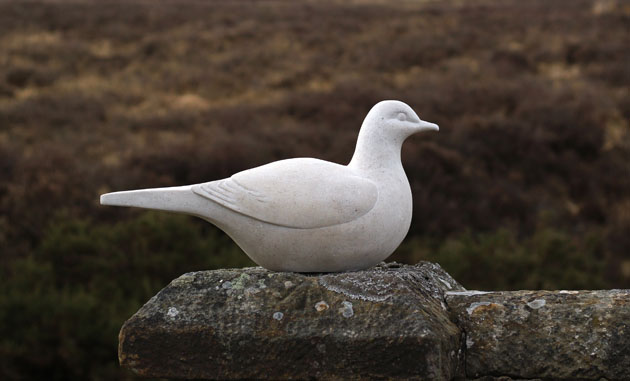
[100,185,202,215]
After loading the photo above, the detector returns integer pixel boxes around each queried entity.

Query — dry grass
[2,0,630,255]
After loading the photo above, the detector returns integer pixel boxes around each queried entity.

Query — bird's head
[350,100,439,170]
[363,100,439,141]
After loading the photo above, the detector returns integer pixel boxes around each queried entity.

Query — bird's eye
[397,112,406,121]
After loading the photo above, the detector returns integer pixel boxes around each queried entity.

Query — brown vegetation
[0,0,629,379]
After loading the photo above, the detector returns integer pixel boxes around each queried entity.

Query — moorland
[1,0,629,379]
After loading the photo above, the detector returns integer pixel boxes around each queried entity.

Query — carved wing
[192,158,378,229]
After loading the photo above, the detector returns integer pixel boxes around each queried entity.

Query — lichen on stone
[526,299,546,309]
[466,302,494,315]
[339,301,354,318]
[314,301,329,312]
[166,307,179,319]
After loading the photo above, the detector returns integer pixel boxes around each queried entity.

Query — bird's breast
[368,170,413,221]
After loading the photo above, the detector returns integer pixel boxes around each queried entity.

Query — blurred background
[0,0,629,379]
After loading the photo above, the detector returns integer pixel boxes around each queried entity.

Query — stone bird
[101,100,438,272]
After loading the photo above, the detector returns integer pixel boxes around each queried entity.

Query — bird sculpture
[101,100,438,272]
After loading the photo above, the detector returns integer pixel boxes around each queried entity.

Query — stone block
[119,262,465,380]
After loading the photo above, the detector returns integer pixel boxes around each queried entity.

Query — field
[1,0,629,379]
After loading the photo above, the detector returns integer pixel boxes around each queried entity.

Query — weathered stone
[446,290,630,380]
[119,262,465,380]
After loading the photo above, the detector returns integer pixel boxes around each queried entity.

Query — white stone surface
[100,100,438,272]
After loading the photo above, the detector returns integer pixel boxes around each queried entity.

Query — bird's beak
[416,120,439,132]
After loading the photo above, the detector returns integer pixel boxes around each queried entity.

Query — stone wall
[119,262,629,380]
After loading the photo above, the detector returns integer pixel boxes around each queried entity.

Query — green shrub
[398,227,607,290]
[0,212,252,380]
